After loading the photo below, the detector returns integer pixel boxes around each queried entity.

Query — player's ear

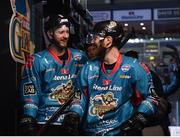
[105,36,113,48]
[47,30,53,39]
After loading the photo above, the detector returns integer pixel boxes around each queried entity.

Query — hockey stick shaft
[37,92,75,136]
[118,28,135,50]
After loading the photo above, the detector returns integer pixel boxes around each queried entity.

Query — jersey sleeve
[131,61,159,116]
[19,55,41,118]
[81,51,88,64]
[69,62,89,118]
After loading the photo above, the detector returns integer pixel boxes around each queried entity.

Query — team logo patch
[49,80,74,105]
[121,64,131,72]
[61,69,69,74]
[102,80,111,85]
[90,92,118,119]
[23,83,35,95]
[74,54,82,61]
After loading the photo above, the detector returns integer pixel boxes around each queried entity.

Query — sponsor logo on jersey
[95,127,114,136]
[49,80,74,105]
[75,64,84,67]
[53,74,76,81]
[87,119,118,129]
[121,64,131,72]
[23,83,36,95]
[93,84,122,92]
[45,114,65,123]
[90,92,118,119]
[46,106,59,111]
[88,75,99,80]
[46,68,55,73]
[24,103,38,110]
[119,75,131,79]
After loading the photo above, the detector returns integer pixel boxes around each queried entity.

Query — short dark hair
[125,50,139,59]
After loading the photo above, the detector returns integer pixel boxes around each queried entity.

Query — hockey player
[124,50,172,135]
[19,14,87,135]
[62,20,159,135]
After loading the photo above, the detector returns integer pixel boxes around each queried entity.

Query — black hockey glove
[19,115,37,136]
[62,112,81,135]
[121,113,147,136]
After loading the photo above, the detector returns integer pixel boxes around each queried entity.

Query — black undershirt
[104,62,116,70]
[58,48,68,67]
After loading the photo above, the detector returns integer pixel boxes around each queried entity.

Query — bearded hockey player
[62,20,159,136]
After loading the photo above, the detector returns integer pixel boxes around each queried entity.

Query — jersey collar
[101,52,122,76]
[47,47,71,65]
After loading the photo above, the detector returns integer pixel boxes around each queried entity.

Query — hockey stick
[37,92,76,136]
[117,27,135,50]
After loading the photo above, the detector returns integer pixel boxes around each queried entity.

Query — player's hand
[121,113,147,136]
[62,112,80,135]
[19,115,37,135]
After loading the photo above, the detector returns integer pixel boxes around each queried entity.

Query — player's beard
[95,41,107,59]
[52,38,68,51]
[98,46,106,59]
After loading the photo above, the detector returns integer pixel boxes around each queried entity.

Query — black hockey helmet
[93,20,124,40]
[86,20,124,45]
[44,14,70,32]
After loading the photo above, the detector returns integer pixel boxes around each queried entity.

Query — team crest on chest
[90,92,118,119]
[49,80,74,105]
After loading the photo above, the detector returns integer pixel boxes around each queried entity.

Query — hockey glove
[121,113,147,136]
[19,115,37,136]
[62,112,80,135]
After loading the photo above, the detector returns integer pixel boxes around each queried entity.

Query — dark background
[0,0,179,135]
[0,0,16,135]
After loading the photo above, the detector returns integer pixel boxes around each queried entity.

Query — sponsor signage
[154,8,180,20]
[144,42,160,56]
[9,0,35,64]
[90,11,111,22]
[113,9,151,21]
[169,126,180,136]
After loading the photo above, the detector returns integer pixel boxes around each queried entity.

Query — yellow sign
[9,0,34,64]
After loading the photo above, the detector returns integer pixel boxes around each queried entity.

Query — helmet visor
[85,33,104,45]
